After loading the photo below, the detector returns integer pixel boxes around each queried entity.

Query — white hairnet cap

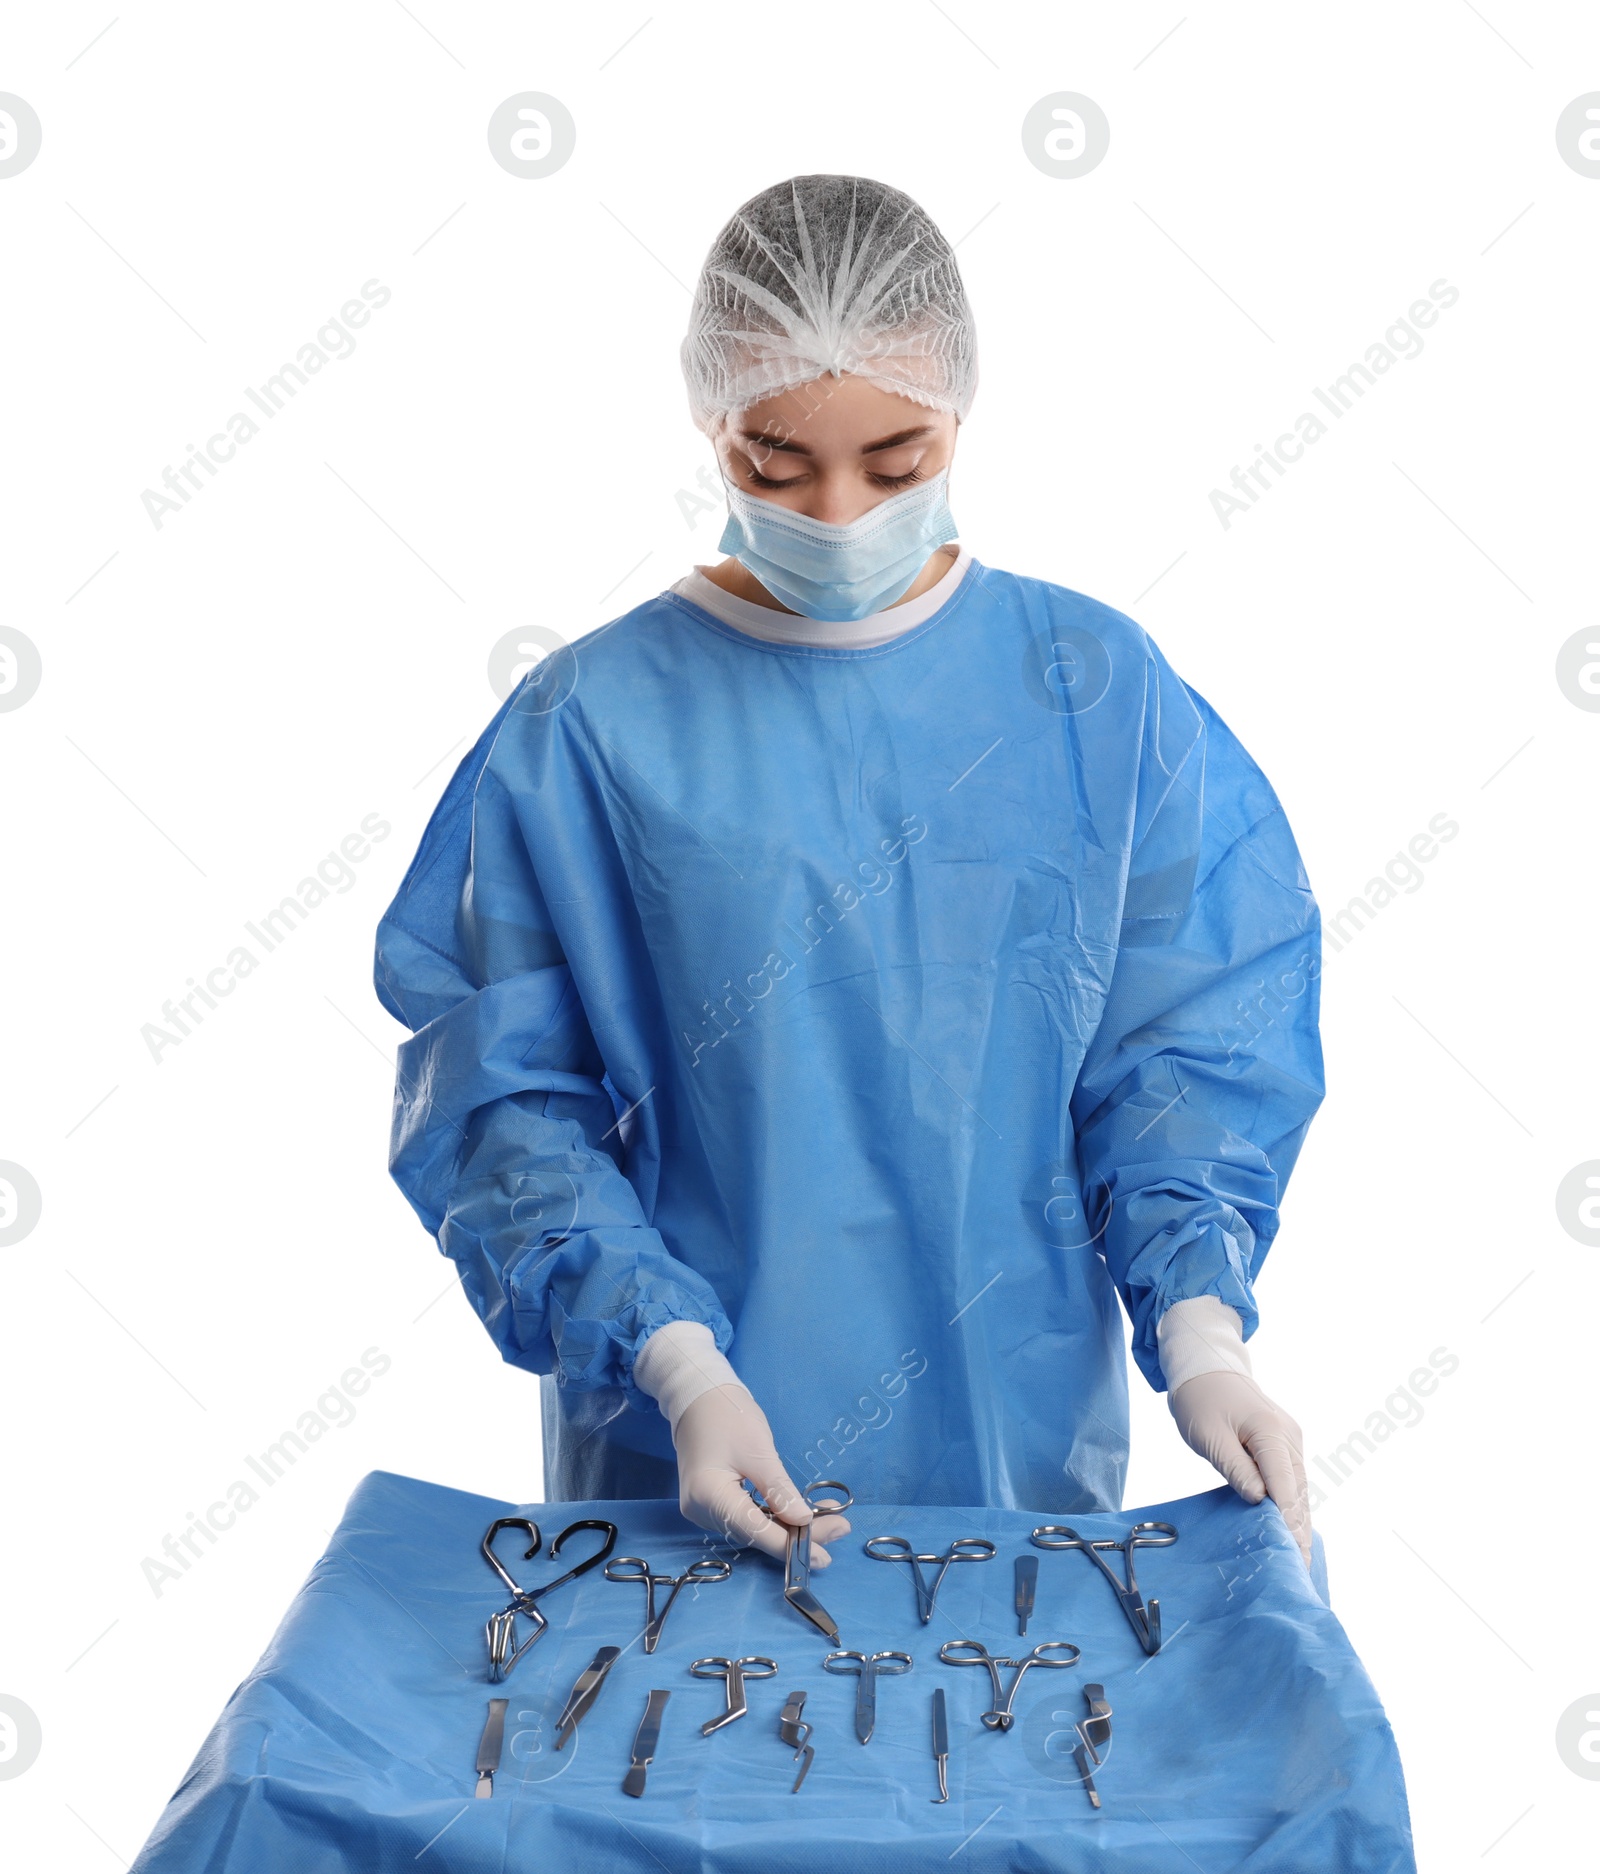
[681,174,979,436]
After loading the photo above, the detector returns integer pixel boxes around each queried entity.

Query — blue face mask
[717,467,958,622]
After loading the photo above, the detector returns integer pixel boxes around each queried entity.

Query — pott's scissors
[604,1553,733,1653]
[864,1534,997,1623]
[1028,1521,1178,1655]
[823,1649,913,1744]
[937,1639,1080,1731]
[480,1515,618,1682]
[746,1479,854,1641]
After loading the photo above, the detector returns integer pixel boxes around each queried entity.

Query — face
[716,373,957,526]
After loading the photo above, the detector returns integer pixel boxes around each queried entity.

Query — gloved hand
[1169,1371,1312,1567]
[672,1383,851,1563]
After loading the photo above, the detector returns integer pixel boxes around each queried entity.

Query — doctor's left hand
[672,1384,852,1565]
[1168,1371,1312,1567]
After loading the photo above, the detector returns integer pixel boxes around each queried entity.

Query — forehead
[730,373,950,450]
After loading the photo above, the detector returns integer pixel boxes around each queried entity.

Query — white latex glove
[671,1383,851,1565]
[1169,1370,1312,1567]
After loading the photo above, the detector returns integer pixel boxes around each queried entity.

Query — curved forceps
[690,1655,778,1735]
[603,1554,733,1653]
[823,1648,913,1745]
[480,1516,618,1682]
[864,1535,997,1624]
[1028,1520,1177,1655]
[937,1639,1080,1731]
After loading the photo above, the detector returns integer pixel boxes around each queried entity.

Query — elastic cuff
[632,1321,746,1426]
[1157,1295,1252,1393]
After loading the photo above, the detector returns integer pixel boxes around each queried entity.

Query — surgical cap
[681,174,979,434]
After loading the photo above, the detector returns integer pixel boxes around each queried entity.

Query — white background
[1,2,1595,1866]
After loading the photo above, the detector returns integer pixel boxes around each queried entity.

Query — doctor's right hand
[672,1384,852,1565]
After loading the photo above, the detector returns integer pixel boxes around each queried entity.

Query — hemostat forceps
[480,1515,618,1682]
[937,1639,1079,1732]
[863,1534,996,1624]
[1028,1520,1177,1656]
[604,1553,732,1653]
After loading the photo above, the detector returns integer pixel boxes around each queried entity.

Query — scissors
[479,1515,618,1682]
[937,1639,1080,1731]
[1029,1520,1178,1655]
[690,1655,779,1735]
[864,1534,997,1623]
[823,1649,913,1744]
[747,1478,854,1641]
[604,1553,733,1652]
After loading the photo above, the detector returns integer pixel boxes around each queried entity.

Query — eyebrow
[736,424,936,457]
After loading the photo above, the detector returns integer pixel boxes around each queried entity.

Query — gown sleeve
[373,692,734,1406]
[1070,633,1326,1390]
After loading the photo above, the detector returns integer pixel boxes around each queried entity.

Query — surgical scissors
[823,1649,913,1745]
[1028,1520,1177,1655]
[864,1534,997,1624]
[480,1515,618,1682]
[747,1478,854,1641]
[937,1639,1080,1731]
[604,1553,733,1653]
[690,1656,778,1735]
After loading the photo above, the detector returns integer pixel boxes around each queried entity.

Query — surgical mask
[717,467,958,622]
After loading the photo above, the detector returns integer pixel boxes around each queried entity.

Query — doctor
[376,174,1322,1570]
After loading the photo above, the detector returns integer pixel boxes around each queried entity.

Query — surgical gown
[375,558,1325,1510]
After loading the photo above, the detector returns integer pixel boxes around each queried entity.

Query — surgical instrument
[690,1656,778,1735]
[937,1639,1080,1732]
[748,1479,853,1641]
[474,1699,508,1798]
[623,1690,671,1797]
[1029,1520,1177,1655]
[777,1688,814,1792]
[554,1644,621,1749]
[1074,1681,1113,1810]
[823,1649,913,1745]
[604,1553,733,1653]
[864,1534,996,1624]
[480,1515,618,1682]
[1014,1555,1038,1635]
[931,1687,950,1803]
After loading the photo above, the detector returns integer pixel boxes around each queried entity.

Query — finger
[793,1511,851,1568]
[1244,1421,1311,1561]
[1205,1424,1268,1504]
[692,1474,790,1562]
[745,1461,814,1531]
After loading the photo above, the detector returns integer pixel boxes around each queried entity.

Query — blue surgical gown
[375,558,1324,1511]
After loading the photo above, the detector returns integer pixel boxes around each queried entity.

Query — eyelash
[745,465,926,491]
